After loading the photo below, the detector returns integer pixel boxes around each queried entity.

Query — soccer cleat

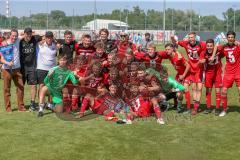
[183,109,191,114]
[126,119,132,125]
[215,109,221,116]
[37,111,44,117]
[177,108,184,114]
[157,118,165,125]
[219,111,227,117]
[29,102,38,111]
[204,109,212,114]
[46,103,54,110]
[116,119,126,124]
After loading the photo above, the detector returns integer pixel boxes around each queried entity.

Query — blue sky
[0,0,239,19]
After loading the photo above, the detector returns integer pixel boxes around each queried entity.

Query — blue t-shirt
[0,44,14,68]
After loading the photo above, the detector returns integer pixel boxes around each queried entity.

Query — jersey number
[228,51,235,63]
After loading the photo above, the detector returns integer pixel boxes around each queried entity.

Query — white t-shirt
[37,42,57,71]
[1,39,21,70]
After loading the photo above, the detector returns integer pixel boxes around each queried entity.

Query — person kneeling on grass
[146,68,185,113]
[37,54,80,117]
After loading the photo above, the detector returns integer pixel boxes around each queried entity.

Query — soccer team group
[0,28,240,125]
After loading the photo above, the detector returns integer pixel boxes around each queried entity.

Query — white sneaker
[46,103,54,110]
[157,118,165,125]
[126,119,132,125]
[219,111,227,117]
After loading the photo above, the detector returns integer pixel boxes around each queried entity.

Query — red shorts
[91,98,109,115]
[205,69,222,88]
[132,101,152,117]
[176,73,190,84]
[184,70,204,84]
[223,73,240,88]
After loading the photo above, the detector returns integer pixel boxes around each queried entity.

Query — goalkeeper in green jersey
[38,54,79,117]
[146,68,185,113]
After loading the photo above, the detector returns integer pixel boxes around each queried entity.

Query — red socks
[185,91,191,109]
[193,101,200,111]
[71,96,79,110]
[80,97,90,113]
[216,92,221,109]
[222,94,227,111]
[63,96,71,113]
[206,91,211,109]
[153,105,161,119]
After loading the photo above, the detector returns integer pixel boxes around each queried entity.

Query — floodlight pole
[46,0,49,31]
[94,0,97,31]
[163,0,166,44]
[190,0,192,32]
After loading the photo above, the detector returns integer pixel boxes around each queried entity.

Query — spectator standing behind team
[141,32,154,53]
[19,27,42,111]
[36,31,57,103]
[0,29,26,112]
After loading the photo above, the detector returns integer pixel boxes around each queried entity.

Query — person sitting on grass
[37,54,80,117]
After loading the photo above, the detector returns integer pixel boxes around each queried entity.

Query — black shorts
[37,69,48,84]
[25,70,38,85]
[165,92,177,101]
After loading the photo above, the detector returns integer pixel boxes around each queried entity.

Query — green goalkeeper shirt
[145,68,185,93]
[44,66,78,104]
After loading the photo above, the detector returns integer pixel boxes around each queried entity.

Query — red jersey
[75,43,95,57]
[92,52,108,64]
[142,52,163,71]
[205,50,222,73]
[116,40,137,59]
[126,96,151,117]
[160,51,187,76]
[0,37,3,46]
[75,64,89,77]
[178,41,206,72]
[218,44,240,75]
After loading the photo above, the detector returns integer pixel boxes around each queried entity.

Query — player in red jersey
[159,43,190,110]
[136,65,165,124]
[76,62,106,118]
[104,67,124,98]
[91,42,108,65]
[203,39,223,115]
[62,54,92,113]
[171,32,206,115]
[75,34,95,57]
[141,43,164,72]
[160,43,190,82]
[126,84,152,118]
[116,32,137,59]
[210,31,240,117]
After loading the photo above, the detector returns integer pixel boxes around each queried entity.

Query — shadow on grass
[227,105,240,113]
[55,110,101,121]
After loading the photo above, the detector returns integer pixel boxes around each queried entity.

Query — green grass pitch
[0,45,240,160]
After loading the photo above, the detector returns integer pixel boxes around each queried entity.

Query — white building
[82,19,129,30]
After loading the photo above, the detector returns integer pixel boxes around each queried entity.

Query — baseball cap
[24,27,32,33]
[45,31,54,37]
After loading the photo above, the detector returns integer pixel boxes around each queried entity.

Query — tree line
[0,6,239,32]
